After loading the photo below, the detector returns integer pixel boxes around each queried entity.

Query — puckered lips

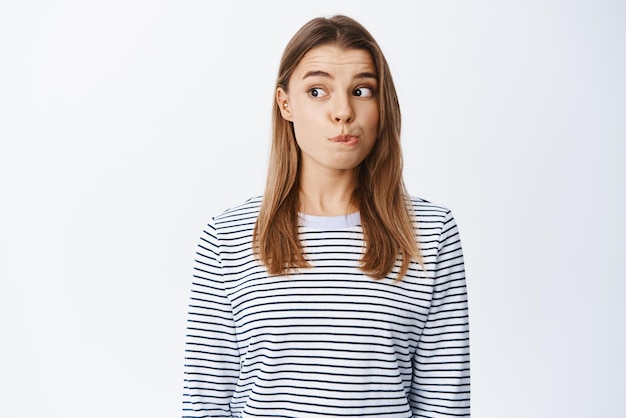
[328,134,359,146]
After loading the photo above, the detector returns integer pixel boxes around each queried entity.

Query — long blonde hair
[253,15,421,280]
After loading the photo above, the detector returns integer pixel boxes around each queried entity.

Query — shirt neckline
[298,212,361,230]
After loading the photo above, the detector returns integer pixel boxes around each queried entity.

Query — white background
[1,1,625,417]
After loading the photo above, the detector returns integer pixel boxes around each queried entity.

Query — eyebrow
[301,70,378,81]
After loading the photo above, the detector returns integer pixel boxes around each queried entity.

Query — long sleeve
[183,219,240,418]
[410,210,470,417]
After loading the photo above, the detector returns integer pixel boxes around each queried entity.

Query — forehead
[294,45,376,75]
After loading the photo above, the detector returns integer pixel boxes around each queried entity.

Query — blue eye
[309,87,327,98]
[353,87,374,97]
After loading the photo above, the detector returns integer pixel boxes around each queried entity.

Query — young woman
[183,15,470,418]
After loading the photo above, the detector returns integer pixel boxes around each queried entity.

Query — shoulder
[408,195,462,237]
[408,196,463,255]
[210,195,262,233]
[408,195,451,220]
[408,194,463,240]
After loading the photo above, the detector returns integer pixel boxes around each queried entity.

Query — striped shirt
[183,195,470,417]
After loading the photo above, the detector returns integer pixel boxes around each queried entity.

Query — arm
[183,219,240,418]
[411,210,470,417]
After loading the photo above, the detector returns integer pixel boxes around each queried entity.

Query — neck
[298,169,357,216]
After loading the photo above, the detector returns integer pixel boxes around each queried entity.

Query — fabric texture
[182,195,470,417]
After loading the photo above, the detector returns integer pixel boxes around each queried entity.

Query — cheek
[291,104,318,128]
[364,107,380,131]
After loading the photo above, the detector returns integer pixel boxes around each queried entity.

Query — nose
[331,94,354,123]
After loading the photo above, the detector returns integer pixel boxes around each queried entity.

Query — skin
[277,44,379,215]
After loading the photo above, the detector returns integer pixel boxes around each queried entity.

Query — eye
[308,87,328,98]
[353,86,375,98]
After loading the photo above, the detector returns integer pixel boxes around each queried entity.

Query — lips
[329,134,359,145]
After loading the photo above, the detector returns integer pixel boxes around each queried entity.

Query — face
[277,44,379,178]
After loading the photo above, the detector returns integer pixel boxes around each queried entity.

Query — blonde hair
[253,15,421,280]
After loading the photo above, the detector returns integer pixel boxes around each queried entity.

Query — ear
[276,87,293,121]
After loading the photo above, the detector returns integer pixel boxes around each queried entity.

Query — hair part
[253,15,422,280]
